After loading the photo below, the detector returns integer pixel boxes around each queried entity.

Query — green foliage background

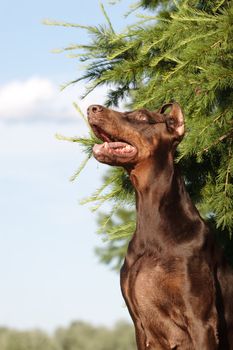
[0,322,135,350]
[48,0,233,269]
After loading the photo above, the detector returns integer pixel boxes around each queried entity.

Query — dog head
[87,103,184,168]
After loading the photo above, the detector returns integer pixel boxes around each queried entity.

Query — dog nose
[87,105,103,115]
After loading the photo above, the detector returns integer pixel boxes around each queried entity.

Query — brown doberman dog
[87,103,233,349]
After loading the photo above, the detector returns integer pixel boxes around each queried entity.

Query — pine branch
[43,19,99,32]
[107,222,135,240]
[72,102,90,128]
[51,0,233,264]
[198,130,233,155]
[100,2,115,33]
[224,145,232,196]
[70,155,92,182]
[80,171,124,208]
[199,112,228,136]
[213,0,229,13]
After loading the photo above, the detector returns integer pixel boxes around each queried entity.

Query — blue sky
[0,0,138,332]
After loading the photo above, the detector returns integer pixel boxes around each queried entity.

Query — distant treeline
[0,321,136,350]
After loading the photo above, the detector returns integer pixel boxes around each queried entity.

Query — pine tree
[47,0,233,269]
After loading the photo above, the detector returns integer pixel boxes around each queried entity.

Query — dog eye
[135,113,148,122]
[166,117,175,126]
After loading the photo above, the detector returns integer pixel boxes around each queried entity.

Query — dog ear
[159,102,184,137]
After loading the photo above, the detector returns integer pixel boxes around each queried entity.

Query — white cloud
[0,77,106,123]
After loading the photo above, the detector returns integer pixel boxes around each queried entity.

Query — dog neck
[129,155,205,249]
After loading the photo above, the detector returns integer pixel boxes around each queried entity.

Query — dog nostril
[92,106,98,113]
[88,105,103,114]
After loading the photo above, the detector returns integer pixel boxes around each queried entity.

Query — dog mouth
[91,125,137,160]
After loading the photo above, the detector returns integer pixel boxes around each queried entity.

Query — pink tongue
[93,142,135,156]
[93,143,104,155]
[108,141,129,148]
